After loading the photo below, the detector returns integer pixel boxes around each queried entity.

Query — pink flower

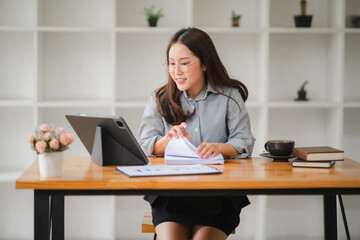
[42,132,52,141]
[60,133,69,145]
[29,124,74,153]
[27,134,35,144]
[27,135,36,149]
[35,141,46,154]
[67,133,74,143]
[57,127,65,134]
[39,124,50,132]
[49,139,59,150]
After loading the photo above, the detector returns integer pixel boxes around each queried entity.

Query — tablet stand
[91,126,145,166]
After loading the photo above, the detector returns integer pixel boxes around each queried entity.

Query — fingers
[167,122,192,139]
[171,125,184,138]
[180,122,187,128]
[184,133,193,140]
[196,142,219,159]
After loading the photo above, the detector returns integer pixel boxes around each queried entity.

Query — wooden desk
[16,157,360,240]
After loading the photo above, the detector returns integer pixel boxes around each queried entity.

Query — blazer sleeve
[138,92,165,156]
[225,88,255,158]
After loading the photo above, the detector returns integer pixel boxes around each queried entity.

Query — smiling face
[168,43,206,99]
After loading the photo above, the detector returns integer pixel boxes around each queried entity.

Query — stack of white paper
[165,137,224,165]
[116,164,221,177]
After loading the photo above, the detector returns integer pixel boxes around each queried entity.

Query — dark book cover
[292,146,344,161]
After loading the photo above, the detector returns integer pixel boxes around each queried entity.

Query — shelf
[0,100,34,107]
[115,101,147,108]
[0,171,23,182]
[345,0,360,28]
[116,0,187,28]
[0,31,35,100]
[209,33,261,102]
[115,27,181,33]
[115,32,170,102]
[0,0,36,27]
[269,28,339,34]
[33,26,351,34]
[184,27,261,34]
[344,34,360,102]
[38,26,112,33]
[245,101,263,108]
[269,33,339,102]
[38,32,112,101]
[193,0,261,28]
[32,26,359,34]
[38,100,112,108]
[270,0,341,28]
[38,0,114,27]
[0,107,35,170]
[268,101,339,108]
[268,108,337,147]
[344,102,360,108]
[0,26,34,32]
[343,108,360,161]
[38,106,112,120]
[344,29,360,34]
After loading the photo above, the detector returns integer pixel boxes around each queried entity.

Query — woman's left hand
[196,142,220,159]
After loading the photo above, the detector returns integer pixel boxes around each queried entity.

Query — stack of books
[291,146,344,168]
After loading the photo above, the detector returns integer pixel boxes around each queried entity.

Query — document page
[116,164,221,177]
[165,137,224,165]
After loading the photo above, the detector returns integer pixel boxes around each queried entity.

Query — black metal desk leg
[51,193,64,240]
[34,190,51,240]
[324,195,337,240]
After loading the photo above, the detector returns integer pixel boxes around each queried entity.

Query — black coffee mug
[264,140,295,156]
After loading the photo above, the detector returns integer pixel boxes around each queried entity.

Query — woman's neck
[186,81,206,99]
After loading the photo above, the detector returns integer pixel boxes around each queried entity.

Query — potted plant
[27,124,74,177]
[294,0,313,27]
[232,10,241,27]
[351,15,360,28]
[142,5,164,27]
[295,80,309,101]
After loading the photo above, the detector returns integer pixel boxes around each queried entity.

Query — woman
[139,27,255,240]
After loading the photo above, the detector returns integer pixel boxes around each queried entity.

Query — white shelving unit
[1,0,360,239]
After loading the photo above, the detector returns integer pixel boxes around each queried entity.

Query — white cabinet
[0,0,37,27]
[194,0,261,28]
[1,0,360,239]
[38,0,115,27]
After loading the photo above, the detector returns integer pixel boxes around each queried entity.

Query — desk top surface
[15,157,360,190]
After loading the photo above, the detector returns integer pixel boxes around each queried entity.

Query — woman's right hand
[165,122,193,140]
[153,122,192,155]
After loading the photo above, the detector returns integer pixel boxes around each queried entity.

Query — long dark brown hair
[156,27,248,125]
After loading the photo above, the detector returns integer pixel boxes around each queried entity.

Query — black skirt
[144,195,250,236]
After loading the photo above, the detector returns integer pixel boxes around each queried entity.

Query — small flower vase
[38,152,64,177]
